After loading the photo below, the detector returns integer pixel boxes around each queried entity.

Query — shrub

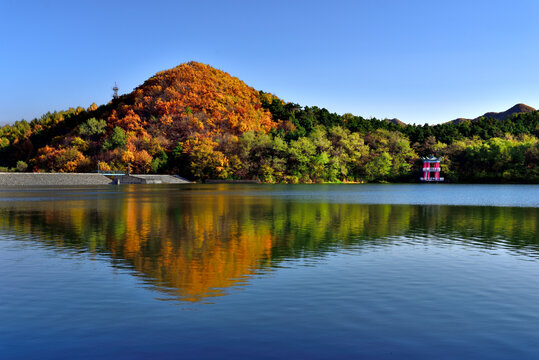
[16,161,28,172]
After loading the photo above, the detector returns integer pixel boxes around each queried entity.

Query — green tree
[288,137,316,182]
[364,152,393,181]
[103,126,127,150]
[151,150,169,173]
[79,118,107,139]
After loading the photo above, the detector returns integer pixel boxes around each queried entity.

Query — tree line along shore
[1,62,538,184]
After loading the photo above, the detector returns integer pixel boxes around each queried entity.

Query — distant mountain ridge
[384,118,406,126]
[450,103,536,124]
[382,103,535,126]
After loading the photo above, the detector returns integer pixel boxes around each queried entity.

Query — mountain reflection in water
[0,185,537,303]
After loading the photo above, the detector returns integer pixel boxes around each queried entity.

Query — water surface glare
[0,184,538,359]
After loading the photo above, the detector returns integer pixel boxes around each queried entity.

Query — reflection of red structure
[420,157,444,182]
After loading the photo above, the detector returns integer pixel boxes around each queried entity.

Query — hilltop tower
[112,82,119,100]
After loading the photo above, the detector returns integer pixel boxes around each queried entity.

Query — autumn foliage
[0,62,277,174]
[125,61,274,138]
[1,61,539,182]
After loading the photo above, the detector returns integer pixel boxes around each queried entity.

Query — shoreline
[1,172,537,186]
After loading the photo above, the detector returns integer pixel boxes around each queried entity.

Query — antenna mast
[112,82,119,100]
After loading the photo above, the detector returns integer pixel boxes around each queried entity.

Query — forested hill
[1,61,538,183]
[450,103,536,123]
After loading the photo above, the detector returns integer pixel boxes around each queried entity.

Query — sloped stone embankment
[0,173,113,186]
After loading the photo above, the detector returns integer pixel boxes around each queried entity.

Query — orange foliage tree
[34,145,91,172]
[120,61,275,144]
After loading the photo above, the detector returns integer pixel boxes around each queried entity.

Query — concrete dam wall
[0,173,114,186]
[115,175,190,184]
[0,173,191,186]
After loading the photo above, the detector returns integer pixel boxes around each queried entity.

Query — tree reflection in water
[0,185,537,302]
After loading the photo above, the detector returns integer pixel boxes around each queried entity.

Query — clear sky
[1,0,538,125]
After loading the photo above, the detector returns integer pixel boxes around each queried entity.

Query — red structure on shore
[420,156,444,182]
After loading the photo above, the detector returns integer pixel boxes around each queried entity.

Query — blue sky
[1,0,538,125]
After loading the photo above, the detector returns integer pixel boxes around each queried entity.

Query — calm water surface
[1,184,538,359]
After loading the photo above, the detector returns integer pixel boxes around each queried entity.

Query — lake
[1,184,538,359]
